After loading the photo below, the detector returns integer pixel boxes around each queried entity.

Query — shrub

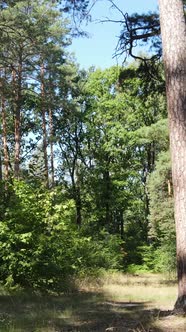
[0,180,123,292]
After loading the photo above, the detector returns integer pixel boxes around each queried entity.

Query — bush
[153,245,176,274]
[0,180,123,292]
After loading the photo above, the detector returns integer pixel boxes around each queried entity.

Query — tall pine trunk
[1,94,9,180]
[41,62,49,188]
[49,106,55,187]
[158,0,186,311]
[13,62,22,179]
[48,77,55,187]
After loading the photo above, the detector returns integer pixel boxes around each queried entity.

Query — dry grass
[154,315,186,331]
[100,272,177,310]
[0,273,185,332]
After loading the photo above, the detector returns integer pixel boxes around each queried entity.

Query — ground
[0,273,186,331]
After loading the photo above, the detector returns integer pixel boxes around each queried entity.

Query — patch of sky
[70,0,159,69]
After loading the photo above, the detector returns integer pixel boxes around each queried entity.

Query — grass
[100,272,177,309]
[0,272,185,331]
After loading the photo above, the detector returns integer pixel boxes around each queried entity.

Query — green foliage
[0,0,176,294]
[127,242,176,275]
[126,151,176,275]
[148,151,175,241]
[0,180,122,291]
[153,244,176,274]
[0,180,74,290]
[147,151,176,273]
[76,230,123,275]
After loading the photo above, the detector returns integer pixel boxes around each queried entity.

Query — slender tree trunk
[48,76,55,187]
[74,161,82,227]
[158,0,186,311]
[13,63,22,179]
[49,106,55,187]
[41,62,49,188]
[1,95,9,180]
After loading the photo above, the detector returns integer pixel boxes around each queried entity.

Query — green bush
[0,180,123,292]
[153,245,176,274]
[126,243,176,275]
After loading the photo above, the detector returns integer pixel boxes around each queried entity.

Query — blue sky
[70,0,158,69]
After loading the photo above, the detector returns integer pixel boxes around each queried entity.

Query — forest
[0,0,186,331]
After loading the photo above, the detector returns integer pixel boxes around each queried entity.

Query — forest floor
[0,273,186,332]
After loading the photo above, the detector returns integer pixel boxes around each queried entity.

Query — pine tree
[158,0,186,311]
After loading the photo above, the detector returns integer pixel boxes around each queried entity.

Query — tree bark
[49,106,55,187]
[158,0,186,311]
[13,63,22,179]
[1,94,9,180]
[41,62,49,188]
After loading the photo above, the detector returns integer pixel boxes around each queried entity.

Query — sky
[70,0,159,69]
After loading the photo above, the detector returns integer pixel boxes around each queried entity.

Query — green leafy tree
[65,65,167,268]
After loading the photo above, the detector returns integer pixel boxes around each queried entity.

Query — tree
[65,65,166,262]
[0,0,72,181]
[158,0,186,311]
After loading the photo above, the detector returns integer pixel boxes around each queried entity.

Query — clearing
[0,273,186,332]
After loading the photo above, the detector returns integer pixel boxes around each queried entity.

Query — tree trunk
[158,0,186,311]
[41,62,49,188]
[74,161,82,227]
[13,63,22,179]
[49,106,55,187]
[1,94,9,180]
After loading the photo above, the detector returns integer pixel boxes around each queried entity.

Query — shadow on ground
[0,291,184,331]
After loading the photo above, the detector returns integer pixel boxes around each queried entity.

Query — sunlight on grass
[99,272,177,310]
[154,315,186,331]
[102,283,177,308]
[0,272,185,332]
